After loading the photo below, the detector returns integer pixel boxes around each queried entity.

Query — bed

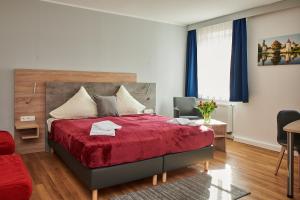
[46,82,214,200]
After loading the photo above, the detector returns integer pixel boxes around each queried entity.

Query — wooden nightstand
[192,119,227,152]
[15,121,39,140]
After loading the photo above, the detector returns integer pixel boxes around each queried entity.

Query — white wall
[233,7,300,151]
[0,0,187,134]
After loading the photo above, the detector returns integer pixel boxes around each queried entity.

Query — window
[197,21,232,101]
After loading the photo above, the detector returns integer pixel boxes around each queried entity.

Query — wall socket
[20,115,35,122]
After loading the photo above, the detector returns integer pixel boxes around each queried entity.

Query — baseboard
[226,133,234,140]
[233,135,282,152]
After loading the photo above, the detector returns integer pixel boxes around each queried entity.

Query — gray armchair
[173,97,202,119]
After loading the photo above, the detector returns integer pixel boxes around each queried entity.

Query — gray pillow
[94,95,119,117]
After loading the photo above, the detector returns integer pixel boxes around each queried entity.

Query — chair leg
[298,152,300,188]
[274,146,286,175]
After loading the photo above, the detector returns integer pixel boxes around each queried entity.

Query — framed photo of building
[258,33,300,66]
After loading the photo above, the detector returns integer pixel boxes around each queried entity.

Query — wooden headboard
[14,69,137,154]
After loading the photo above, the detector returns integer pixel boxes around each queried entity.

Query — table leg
[287,132,294,198]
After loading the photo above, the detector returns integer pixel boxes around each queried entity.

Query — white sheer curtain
[197,21,232,101]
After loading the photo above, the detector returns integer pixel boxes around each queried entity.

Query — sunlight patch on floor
[208,164,233,200]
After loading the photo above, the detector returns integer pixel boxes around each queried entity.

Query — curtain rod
[188,0,300,30]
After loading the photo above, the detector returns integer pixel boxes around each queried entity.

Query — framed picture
[258,33,300,66]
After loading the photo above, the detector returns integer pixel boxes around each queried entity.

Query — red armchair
[0,154,32,200]
[0,131,32,200]
[0,131,15,155]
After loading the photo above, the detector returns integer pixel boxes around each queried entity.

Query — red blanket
[50,114,214,168]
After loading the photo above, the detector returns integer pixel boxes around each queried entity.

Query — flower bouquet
[197,100,217,124]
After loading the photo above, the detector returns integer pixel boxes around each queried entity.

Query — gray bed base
[163,146,213,172]
[48,140,163,189]
[49,139,213,190]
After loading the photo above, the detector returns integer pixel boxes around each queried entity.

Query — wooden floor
[22,140,300,200]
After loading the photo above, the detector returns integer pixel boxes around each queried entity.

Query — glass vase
[203,113,211,124]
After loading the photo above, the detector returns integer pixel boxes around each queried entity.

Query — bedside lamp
[25,82,37,104]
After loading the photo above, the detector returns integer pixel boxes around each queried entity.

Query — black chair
[173,97,202,119]
[274,110,300,176]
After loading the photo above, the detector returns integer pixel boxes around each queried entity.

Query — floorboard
[22,140,300,200]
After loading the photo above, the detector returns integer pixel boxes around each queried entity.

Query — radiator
[211,103,233,133]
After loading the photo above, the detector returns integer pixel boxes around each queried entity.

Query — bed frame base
[49,140,163,190]
[49,140,213,200]
[161,159,210,183]
[163,146,213,172]
[161,146,213,183]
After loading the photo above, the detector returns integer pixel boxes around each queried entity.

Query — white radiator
[211,103,233,133]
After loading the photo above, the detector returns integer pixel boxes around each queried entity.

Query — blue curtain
[185,30,198,97]
[230,18,249,103]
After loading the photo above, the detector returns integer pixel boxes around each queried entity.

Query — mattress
[47,118,57,133]
[50,114,214,168]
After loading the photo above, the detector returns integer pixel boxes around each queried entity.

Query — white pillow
[50,86,97,119]
[116,85,146,115]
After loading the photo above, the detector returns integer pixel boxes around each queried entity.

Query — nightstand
[15,121,39,140]
[192,119,227,152]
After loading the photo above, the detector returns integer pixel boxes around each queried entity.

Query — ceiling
[42,0,282,25]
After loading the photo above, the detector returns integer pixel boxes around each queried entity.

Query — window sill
[198,98,236,106]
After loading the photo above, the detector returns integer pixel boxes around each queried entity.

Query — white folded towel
[167,118,192,125]
[90,120,122,136]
